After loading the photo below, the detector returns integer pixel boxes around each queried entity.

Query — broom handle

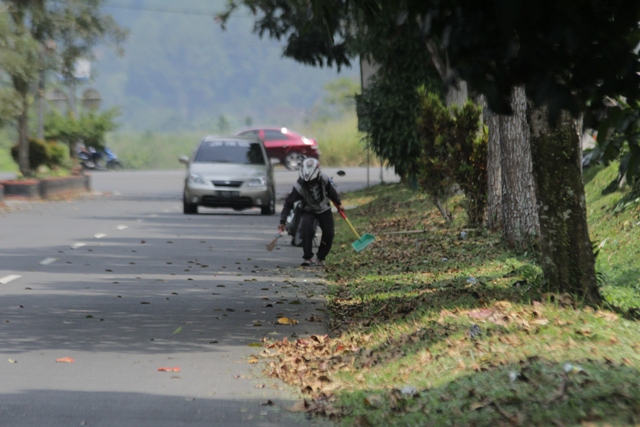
[336,206,361,239]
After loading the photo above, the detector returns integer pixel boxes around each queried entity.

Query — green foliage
[585,162,640,311]
[0,128,17,172]
[323,78,359,109]
[0,11,31,126]
[592,99,640,208]
[1,0,125,175]
[44,108,120,152]
[415,88,487,227]
[415,90,454,214]
[355,21,444,181]
[47,141,69,169]
[218,0,353,70]
[10,138,50,171]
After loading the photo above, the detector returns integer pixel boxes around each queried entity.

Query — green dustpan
[352,233,376,252]
[339,210,376,252]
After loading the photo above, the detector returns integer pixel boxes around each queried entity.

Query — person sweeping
[278,158,343,267]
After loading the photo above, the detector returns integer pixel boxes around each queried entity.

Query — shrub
[11,138,50,171]
[355,19,444,181]
[47,141,69,168]
[416,87,488,227]
[415,89,455,222]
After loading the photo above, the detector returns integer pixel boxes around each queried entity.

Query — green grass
[259,165,640,426]
[585,163,640,311]
[105,130,205,170]
[302,114,381,167]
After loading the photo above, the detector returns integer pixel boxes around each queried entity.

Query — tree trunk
[500,87,539,247]
[17,93,30,176]
[445,80,468,108]
[527,105,601,305]
[425,39,468,108]
[485,108,502,230]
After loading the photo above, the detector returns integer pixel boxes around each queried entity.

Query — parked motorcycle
[76,145,122,171]
[104,147,123,170]
[76,145,104,170]
[285,170,345,247]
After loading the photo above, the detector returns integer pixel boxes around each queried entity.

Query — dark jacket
[279,173,341,224]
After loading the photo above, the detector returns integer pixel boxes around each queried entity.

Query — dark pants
[300,209,335,261]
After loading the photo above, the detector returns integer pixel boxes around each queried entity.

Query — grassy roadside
[257,163,640,426]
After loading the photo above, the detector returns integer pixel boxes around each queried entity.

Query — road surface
[0,167,398,426]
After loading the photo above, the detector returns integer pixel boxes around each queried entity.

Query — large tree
[220,0,640,304]
[497,87,539,248]
[1,0,126,176]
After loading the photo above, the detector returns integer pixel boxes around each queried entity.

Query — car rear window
[194,140,265,165]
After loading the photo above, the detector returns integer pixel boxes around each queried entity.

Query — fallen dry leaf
[469,401,487,411]
[595,311,619,322]
[56,357,75,363]
[531,318,550,326]
[157,367,180,372]
[467,308,494,319]
[286,399,310,413]
[278,317,299,325]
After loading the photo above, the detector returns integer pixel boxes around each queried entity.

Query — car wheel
[261,189,276,215]
[183,196,198,214]
[284,153,303,171]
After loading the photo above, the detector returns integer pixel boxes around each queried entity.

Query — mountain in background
[91,0,359,132]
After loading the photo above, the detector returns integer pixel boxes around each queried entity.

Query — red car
[235,127,320,170]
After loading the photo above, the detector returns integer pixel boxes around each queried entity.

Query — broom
[266,233,282,251]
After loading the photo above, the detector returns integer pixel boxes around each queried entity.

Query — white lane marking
[0,275,21,285]
[94,233,107,239]
[116,225,128,230]
[71,243,86,249]
[39,258,58,265]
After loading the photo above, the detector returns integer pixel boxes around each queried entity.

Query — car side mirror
[178,155,189,165]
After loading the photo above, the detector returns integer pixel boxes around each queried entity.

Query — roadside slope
[254,164,640,426]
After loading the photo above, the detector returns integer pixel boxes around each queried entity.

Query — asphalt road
[0,167,398,427]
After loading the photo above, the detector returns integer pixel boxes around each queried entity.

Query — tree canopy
[221,0,640,119]
[0,0,126,174]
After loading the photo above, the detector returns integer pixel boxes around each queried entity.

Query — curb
[0,174,92,201]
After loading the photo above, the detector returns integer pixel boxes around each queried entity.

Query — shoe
[301,259,312,267]
[313,257,325,267]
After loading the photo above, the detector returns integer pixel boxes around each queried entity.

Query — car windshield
[194,140,265,165]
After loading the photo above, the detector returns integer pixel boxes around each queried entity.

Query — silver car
[179,136,276,215]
